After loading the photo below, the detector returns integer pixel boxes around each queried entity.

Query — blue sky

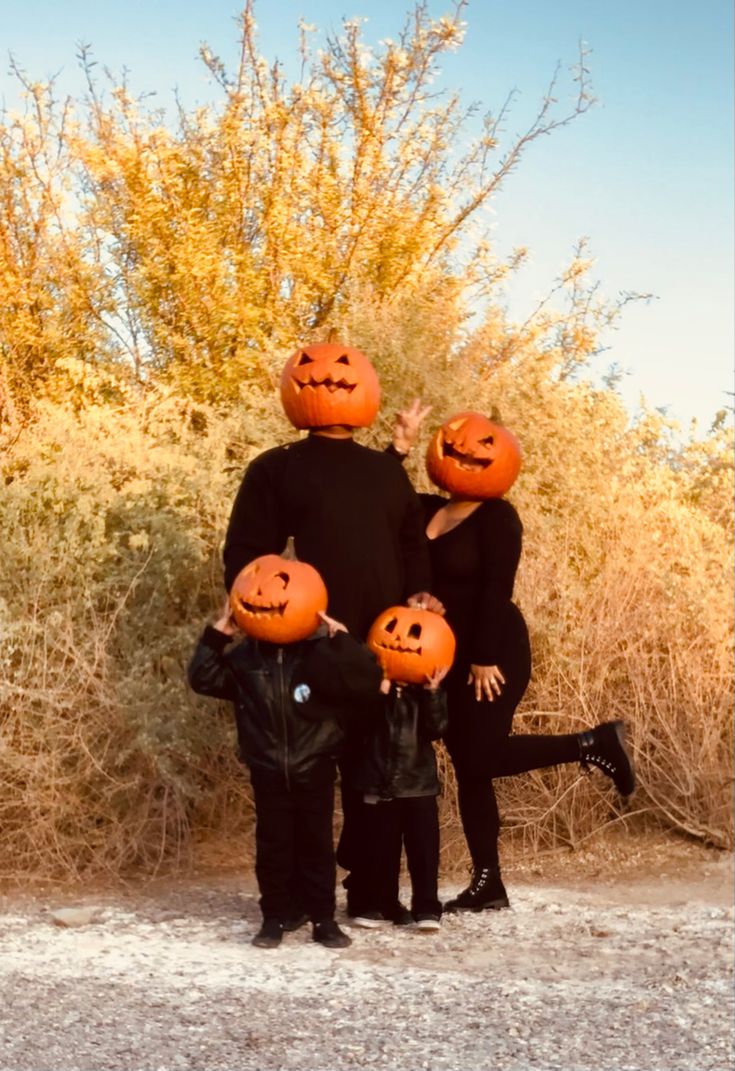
[2,0,732,432]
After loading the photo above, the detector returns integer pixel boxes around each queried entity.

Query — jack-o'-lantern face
[230,555,328,643]
[426,411,521,499]
[280,342,381,429]
[367,606,456,685]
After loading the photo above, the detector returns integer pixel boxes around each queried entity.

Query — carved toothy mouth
[375,641,422,656]
[238,600,288,616]
[292,376,356,394]
[441,440,493,471]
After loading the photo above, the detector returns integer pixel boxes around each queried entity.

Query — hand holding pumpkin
[392,398,432,456]
[317,610,348,638]
[214,597,238,637]
[407,591,446,615]
[424,666,449,691]
[468,663,506,703]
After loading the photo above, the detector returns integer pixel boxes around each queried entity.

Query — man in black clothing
[223,429,432,638]
[223,346,437,918]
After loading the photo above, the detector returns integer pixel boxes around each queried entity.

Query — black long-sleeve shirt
[224,434,432,639]
[419,493,527,670]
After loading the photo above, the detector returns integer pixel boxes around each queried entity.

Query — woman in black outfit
[392,405,635,911]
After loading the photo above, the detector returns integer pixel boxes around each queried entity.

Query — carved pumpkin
[367,606,456,685]
[280,342,381,429]
[230,554,328,643]
[425,411,521,499]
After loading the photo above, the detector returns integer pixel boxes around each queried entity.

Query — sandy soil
[1,842,732,1071]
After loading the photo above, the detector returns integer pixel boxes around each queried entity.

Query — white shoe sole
[349,916,387,929]
[414,920,441,932]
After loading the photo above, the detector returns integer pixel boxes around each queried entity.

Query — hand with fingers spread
[392,398,433,456]
[318,610,348,638]
[467,663,506,703]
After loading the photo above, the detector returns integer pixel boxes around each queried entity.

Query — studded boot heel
[578,720,636,797]
[444,865,510,913]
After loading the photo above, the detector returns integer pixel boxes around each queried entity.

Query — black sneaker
[578,720,636,796]
[313,919,352,948]
[383,903,414,927]
[282,913,309,932]
[252,918,283,948]
[444,866,510,913]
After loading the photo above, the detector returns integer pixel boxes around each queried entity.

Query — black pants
[359,795,441,916]
[445,658,579,870]
[336,739,376,908]
[252,777,336,922]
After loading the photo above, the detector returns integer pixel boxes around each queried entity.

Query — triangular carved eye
[274,571,290,588]
[297,353,314,365]
[336,354,350,365]
[384,617,398,633]
[479,435,494,446]
[408,623,422,639]
[447,418,466,431]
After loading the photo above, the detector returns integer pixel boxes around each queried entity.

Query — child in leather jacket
[188,598,382,949]
[349,669,448,930]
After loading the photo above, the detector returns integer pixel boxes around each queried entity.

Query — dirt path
[1,849,732,1071]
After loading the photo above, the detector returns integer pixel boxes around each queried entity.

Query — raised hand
[392,398,433,456]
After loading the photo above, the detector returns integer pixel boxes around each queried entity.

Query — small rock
[49,907,100,928]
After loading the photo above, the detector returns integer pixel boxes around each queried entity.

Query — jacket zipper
[276,647,291,790]
[386,688,401,796]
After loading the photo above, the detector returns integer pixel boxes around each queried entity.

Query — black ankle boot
[444,866,510,913]
[578,720,635,796]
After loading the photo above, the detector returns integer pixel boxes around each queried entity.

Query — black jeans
[360,795,441,917]
[252,776,336,922]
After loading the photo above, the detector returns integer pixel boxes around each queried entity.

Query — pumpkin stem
[282,535,298,560]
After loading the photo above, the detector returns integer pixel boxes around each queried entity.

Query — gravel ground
[0,852,732,1071]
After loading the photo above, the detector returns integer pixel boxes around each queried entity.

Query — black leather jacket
[352,684,448,799]
[188,626,379,789]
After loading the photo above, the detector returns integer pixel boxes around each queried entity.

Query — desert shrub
[1,328,730,883]
[0,369,289,878]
